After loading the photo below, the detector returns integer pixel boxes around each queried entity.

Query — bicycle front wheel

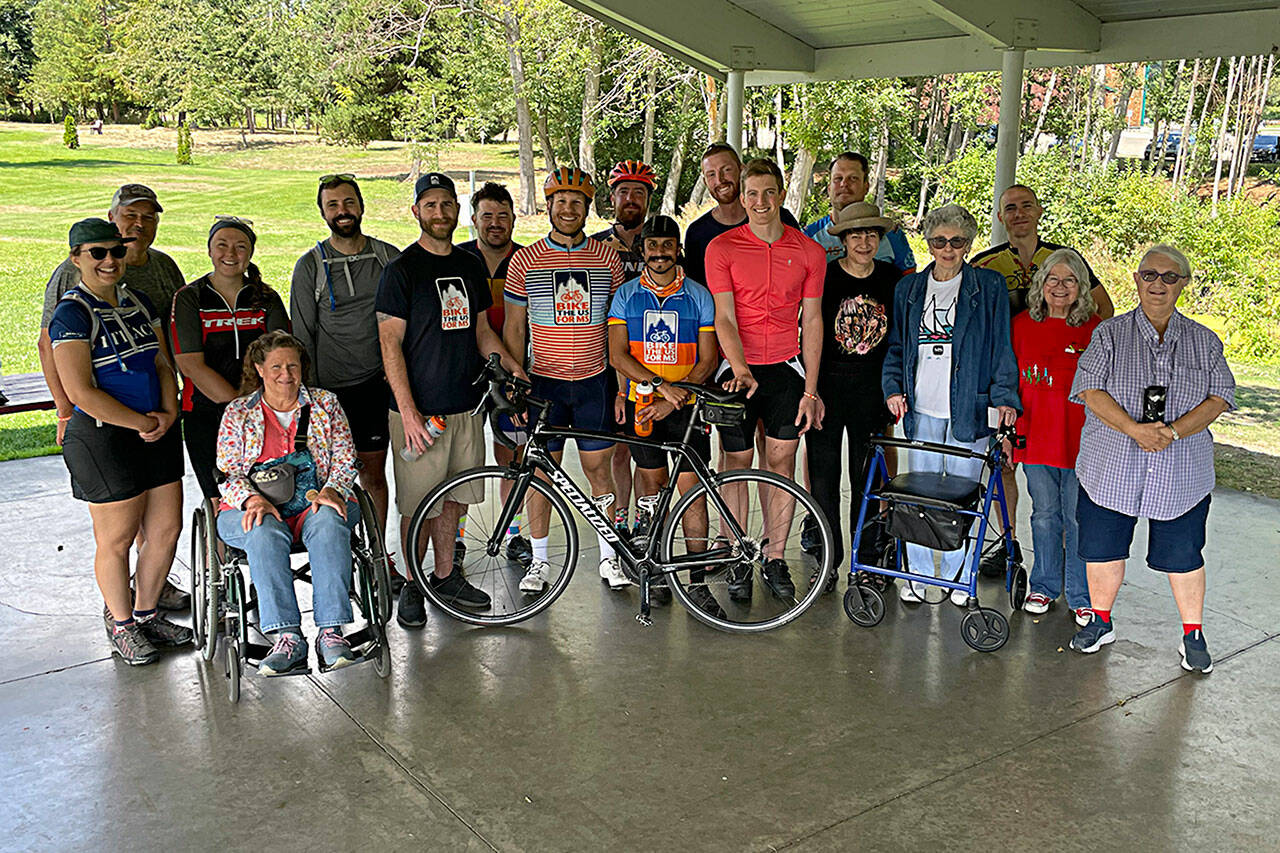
[660,469,834,633]
[407,466,579,626]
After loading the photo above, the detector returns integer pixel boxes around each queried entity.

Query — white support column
[990,48,1025,244]
[726,69,745,153]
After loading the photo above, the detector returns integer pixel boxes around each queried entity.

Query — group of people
[39,140,1234,676]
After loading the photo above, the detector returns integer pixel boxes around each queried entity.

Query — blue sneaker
[260,630,308,676]
[1179,629,1213,673]
[318,628,357,670]
[1070,614,1116,654]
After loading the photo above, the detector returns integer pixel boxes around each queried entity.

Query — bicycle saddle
[671,380,744,405]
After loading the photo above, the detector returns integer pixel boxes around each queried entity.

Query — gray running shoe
[138,613,194,648]
[107,622,160,666]
[318,628,357,670]
[1070,614,1116,654]
[1179,629,1213,673]
[260,630,308,676]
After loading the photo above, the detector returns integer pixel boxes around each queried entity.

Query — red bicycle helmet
[543,167,596,199]
[608,159,657,189]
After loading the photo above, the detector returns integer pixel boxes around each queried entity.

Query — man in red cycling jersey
[503,168,628,593]
[705,157,826,601]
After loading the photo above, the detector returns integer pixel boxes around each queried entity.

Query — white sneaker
[599,557,631,590]
[519,560,549,594]
[899,581,926,603]
[1023,592,1052,615]
[950,588,970,607]
[1073,607,1094,627]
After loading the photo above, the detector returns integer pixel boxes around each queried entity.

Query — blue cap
[414,172,456,202]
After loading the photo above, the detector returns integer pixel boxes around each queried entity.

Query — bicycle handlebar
[473,353,534,450]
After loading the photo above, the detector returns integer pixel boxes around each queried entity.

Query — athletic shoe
[800,513,821,557]
[157,579,190,611]
[396,583,427,629]
[505,535,533,567]
[979,539,1022,579]
[810,566,836,595]
[1179,629,1213,673]
[520,560,549,594]
[898,580,927,603]
[727,562,753,602]
[1070,614,1116,654]
[260,630,309,676]
[686,584,726,620]
[1073,607,1094,628]
[762,558,796,599]
[388,554,405,595]
[1024,592,1052,615]
[429,571,492,609]
[599,557,631,590]
[137,613,194,648]
[107,622,160,666]
[649,575,672,605]
[950,588,970,607]
[317,628,357,670]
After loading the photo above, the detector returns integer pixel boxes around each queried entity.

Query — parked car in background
[1144,130,1186,161]
[1251,133,1279,162]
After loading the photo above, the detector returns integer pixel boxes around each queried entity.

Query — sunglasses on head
[927,236,971,250]
[1137,269,1188,284]
[77,245,128,260]
[319,173,356,184]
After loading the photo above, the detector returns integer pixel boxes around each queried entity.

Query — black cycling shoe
[686,583,726,620]
[429,570,492,609]
[800,513,821,557]
[763,558,796,599]
[649,576,672,606]
[396,583,427,628]
[727,563,753,602]
[505,534,533,567]
[390,572,406,596]
[810,566,837,594]
[452,540,467,569]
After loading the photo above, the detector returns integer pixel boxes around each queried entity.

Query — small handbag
[248,405,319,517]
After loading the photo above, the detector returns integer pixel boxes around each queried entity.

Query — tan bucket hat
[826,201,895,236]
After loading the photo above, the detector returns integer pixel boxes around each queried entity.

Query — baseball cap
[111,183,163,212]
[69,218,134,249]
[414,172,456,202]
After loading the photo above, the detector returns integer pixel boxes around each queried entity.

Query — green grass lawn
[3,123,1279,499]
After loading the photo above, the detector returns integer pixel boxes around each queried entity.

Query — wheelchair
[189,484,393,703]
[841,424,1029,653]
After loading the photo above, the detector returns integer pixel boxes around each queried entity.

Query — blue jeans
[1023,465,1089,608]
[905,414,986,584]
[217,503,358,633]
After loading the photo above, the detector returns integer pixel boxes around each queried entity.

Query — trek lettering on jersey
[437,277,472,330]
[202,312,268,333]
[553,271,592,325]
[642,310,679,364]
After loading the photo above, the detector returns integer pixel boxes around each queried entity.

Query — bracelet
[1167,422,1181,441]
[57,414,73,422]
[802,391,819,402]
[617,391,627,399]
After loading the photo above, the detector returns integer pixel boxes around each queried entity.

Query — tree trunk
[499,0,537,215]
[1212,56,1240,214]
[642,67,656,165]
[784,146,816,219]
[1102,66,1137,169]
[1187,56,1222,187]
[578,21,603,189]
[1080,66,1096,170]
[774,88,785,164]
[1226,56,1255,196]
[873,121,890,209]
[535,112,557,173]
[1025,68,1056,154]
[245,106,255,133]
[916,79,943,222]
[1171,58,1199,188]
[705,76,720,145]
[1237,54,1275,194]
[661,127,688,216]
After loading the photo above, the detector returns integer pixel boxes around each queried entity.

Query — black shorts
[182,407,224,500]
[530,372,614,453]
[715,358,805,452]
[1077,486,1211,573]
[623,400,711,471]
[63,410,184,503]
[332,374,391,453]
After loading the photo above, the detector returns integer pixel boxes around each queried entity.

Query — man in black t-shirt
[683,143,799,286]
[376,172,526,628]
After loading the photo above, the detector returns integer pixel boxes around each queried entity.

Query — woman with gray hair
[1010,248,1099,624]
[1068,244,1234,673]
[881,203,1020,605]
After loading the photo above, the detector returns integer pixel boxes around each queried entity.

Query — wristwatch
[650,376,664,389]
[1166,422,1181,441]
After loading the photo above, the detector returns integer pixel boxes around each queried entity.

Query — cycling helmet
[640,215,680,242]
[543,167,595,200]
[608,160,657,189]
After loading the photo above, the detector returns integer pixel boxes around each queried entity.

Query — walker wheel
[844,584,885,628]
[1009,565,1029,611]
[961,608,1009,652]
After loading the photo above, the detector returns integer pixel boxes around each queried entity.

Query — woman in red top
[1010,249,1100,625]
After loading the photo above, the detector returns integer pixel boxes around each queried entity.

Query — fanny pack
[248,405,319,517]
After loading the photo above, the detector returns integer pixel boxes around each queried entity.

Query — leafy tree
[0,0,36,113]
[28,0,128,116]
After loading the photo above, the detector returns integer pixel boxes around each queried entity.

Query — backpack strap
[312,241,332,307]
[294,403,311,452]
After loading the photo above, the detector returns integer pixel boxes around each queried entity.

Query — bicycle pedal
[635,613,653,627]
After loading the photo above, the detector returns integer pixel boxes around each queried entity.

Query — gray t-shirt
[41,248,185,341]
[290,236,400,389]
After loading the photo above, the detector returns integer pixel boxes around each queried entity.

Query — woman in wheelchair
[214,331,362,675]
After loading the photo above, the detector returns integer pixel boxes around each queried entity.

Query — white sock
[532,536,549,565]
[598,534,615,563]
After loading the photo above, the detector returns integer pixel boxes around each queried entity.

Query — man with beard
[291,174,400,543]
[590,160,657,536]
[503,167,628,594]
[377,173,526,628]
[456,181,531,565]
[802,152,916,273]
[683,144,799,286]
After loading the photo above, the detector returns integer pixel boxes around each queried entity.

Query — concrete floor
[2,451,1278,853]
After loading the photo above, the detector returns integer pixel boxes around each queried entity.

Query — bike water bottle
[400,415,447,461]
[634,382,654,437]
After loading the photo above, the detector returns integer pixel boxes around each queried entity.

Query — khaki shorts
[389,411,486,518]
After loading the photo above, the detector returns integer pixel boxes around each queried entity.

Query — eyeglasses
[927,236,971,250]
[319,173,356,184]
[1137,269,1188,284]
[1044,275,1079,287]
[76,245,128,260]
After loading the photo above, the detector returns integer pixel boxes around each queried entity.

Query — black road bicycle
[405,355,835,633]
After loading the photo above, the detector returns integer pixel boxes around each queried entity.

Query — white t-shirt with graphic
[914,271,962,419]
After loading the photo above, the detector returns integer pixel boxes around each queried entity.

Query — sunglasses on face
[927,236,970,250]
[78,245,128,260]
[1137,269,1188,284]
[319,173,356,184]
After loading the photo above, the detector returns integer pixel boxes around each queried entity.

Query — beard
[616,204,645,230]
[709,181,738,205]
[327,213,362,239]
[416,212,457,241]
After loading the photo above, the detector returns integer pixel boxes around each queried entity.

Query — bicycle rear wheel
[407,466,579,626]
[660,469,834,633]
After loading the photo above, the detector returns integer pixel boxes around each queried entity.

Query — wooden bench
[0,373,56,416]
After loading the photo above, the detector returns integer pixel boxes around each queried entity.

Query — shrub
[141,110,160,130]
[62,115,78,149]
[176,123,192,165]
